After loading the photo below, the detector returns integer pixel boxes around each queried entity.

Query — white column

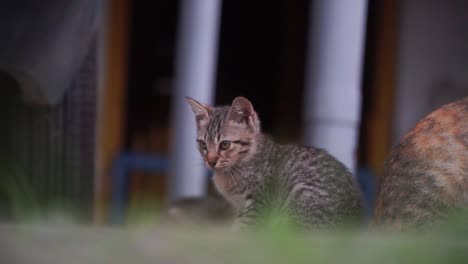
[303,0,368,173]
[169,0,222,201]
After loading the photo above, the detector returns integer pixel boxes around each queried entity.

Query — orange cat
[374,97,468,230]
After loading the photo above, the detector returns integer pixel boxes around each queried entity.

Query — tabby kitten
[374,97,468,230]
[186,96,363,229]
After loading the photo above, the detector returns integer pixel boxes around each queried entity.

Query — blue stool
[110,152,168,224]
[356,166,377,221]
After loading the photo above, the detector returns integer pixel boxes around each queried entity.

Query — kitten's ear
[227,97,260,132]
[185,97,213,123]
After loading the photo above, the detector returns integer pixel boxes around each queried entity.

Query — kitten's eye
[198,140,207,150]
[219,140,231,150]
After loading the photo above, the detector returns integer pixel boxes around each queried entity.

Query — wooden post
[363,0,398,176]
[94,0,130,224]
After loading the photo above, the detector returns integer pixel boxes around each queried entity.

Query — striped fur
[187,97,363,229]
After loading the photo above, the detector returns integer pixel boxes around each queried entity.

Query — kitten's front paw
[230,218,250,232]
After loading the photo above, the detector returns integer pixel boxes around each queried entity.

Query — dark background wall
[126,1,309,148]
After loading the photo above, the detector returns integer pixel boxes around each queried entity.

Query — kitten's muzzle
[207,160,217,168]
[206,151,219,168]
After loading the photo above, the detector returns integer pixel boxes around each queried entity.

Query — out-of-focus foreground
[2,214,468,264]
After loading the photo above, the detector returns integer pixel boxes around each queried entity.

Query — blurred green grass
[5,218,468,264]
[123,199,468,264]
[0,156,79,224]
[0,156,40,221]
[1,158,468,264]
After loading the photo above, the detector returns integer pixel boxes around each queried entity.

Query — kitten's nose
[207,156,218,168]
[208,160,217,168]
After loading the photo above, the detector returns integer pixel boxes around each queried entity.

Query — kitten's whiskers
[226,168,240,188]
